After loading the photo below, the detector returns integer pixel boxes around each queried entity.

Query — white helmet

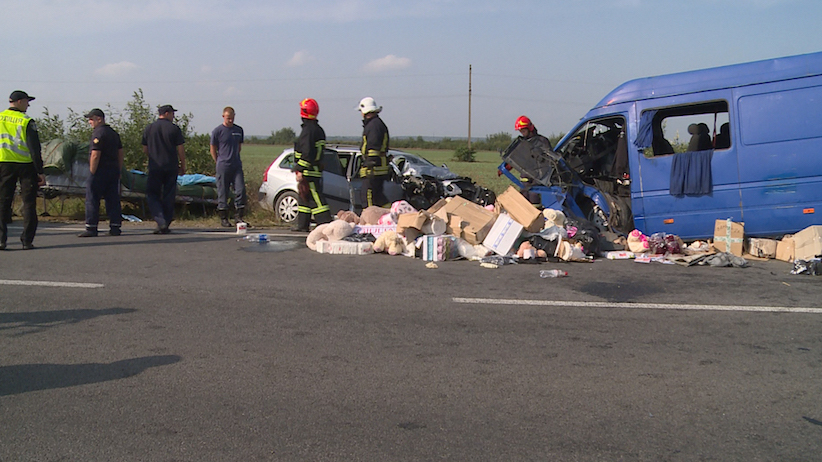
[358,97,382,115]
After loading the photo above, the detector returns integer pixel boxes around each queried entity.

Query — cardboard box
[482,213,524,256]
[496,186,544,232]
[713,219,744,256]
[776,236,795,262]
[396,211,427,235]
[745,238,777,259]
[441,196,497,245]
[793,225,822,261]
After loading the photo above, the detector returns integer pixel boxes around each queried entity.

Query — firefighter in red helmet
[291,98,332,232]
[514,115,553,151]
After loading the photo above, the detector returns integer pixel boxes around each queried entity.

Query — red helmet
[514,115,534,132]
[300,98,319,119]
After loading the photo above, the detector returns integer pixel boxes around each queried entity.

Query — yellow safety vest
[0,108,32,163]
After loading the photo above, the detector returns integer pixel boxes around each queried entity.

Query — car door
[319,149,350,213]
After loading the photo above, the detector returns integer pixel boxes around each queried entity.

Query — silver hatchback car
[258,145,454,223]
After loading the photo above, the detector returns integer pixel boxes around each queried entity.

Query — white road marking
[0,279,104,289]
[453,297,822,314]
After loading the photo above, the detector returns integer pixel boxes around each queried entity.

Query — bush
[453,146,476,162]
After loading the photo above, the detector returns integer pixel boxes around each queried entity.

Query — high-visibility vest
[0,109,32,163]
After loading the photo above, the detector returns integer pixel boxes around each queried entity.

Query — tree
[270,127,296,145]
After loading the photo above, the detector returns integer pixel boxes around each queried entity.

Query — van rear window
[739,86,822,145]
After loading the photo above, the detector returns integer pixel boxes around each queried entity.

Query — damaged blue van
[501,51,822,239]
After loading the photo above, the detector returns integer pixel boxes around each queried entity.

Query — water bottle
[245,233,268,243]
[539,269,568,278]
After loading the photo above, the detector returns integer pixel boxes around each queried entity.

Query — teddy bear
[336,210,360,224]
[306,219,354,251]
[627,229,650,253]
[542,208,566,229]
[372,230,406,256]
[360,205,391,225]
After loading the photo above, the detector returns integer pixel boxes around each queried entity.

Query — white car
[258,145,418,223]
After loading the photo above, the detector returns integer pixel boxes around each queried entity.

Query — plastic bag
[791,258,822,276]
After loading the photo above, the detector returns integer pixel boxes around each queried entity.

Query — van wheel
[275,191,299,224]
[584,202,611,233]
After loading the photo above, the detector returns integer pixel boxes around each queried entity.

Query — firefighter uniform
[0,91,43,250]
[359,114,390,208]
[293,118,331,231]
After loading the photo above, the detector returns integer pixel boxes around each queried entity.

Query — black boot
[218,209,231,228]
[235,207,250,228]
[291,212,311,232]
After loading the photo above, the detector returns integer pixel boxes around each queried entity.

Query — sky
[5,0,822,139]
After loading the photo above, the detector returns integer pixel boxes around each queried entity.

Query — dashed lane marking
[0,279,104,289]
[452,297,822,314]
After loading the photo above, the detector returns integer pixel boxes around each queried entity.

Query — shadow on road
[0,355,182,396]
[0,307,137,337]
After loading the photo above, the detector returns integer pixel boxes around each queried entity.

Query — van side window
[642,101,730,157]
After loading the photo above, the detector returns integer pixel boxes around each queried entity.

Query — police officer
[78,108,124,237]
[0,90,44,251]
[141,104,186,234]
[357,97,390,208]
[291,98,331,232]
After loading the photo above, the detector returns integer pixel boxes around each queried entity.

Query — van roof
[594,51,822,109]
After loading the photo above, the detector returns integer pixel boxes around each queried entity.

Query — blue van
[502,51,822,239]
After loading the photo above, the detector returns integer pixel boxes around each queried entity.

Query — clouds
[94,61,139,77]
[363,55,412,73]
[287,51,315,67]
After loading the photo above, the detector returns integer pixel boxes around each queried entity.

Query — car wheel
[275,191,299,223]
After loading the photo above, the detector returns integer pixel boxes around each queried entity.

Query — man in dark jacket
[78,108,124,237]
[141,105,186,234]
[357,97,390,208]
[291,98,331,232]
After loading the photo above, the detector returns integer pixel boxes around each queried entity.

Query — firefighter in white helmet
[357,97,390,208]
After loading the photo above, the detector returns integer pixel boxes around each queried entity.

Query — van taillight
[803,208,815,214]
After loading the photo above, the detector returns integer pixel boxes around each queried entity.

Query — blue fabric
[634,110,657,148]
[670,149,713,196]
[177,174,216,186]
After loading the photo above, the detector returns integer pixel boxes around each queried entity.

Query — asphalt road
[2,223,821,461]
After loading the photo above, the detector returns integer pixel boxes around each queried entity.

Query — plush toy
[360,206,391,225]
[627,229,650,253]
[372,230,406,256]
[336,210,360,224]
[390,200,416,222]
[542,208,566,229]
[516,241,548,260]
[378,213,396,226]
[306,219,354,251]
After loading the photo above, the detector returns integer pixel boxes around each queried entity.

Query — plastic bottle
[244,233,268,243]
[539,269,568,278]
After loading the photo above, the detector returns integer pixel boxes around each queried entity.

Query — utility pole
[468,64,472,151]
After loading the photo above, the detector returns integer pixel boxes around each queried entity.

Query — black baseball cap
[84,108,105,119]
[158,104,177,115]
[9,90,35,102]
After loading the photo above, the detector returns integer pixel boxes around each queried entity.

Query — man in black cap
[141,104,186,234]
[0,90,44,250]
[78,108,124,237]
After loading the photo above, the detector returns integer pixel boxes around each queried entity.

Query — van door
[633,97,741,239]
[734,78,822,235]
